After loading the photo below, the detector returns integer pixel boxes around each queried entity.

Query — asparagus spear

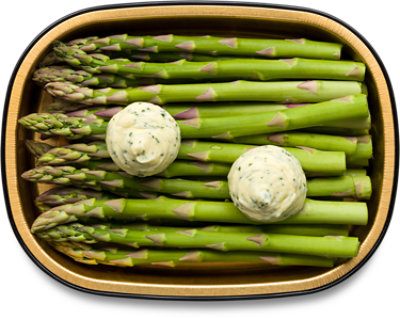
[33,140,347,174]
[23,163,370,200]
[25,139,365,186]
[33,65,153,88]
[122,52,241,62]
[165,102,291,119]
[36,222,345,242]
[35,187,116,211]
[22,165,231,199]
[18,112,108,140]
[72,103,371,132]
[302,126,369,136]
[178,95,368,139]
[346,135,373,167]
[44,80,364,106]
[70,158,371,199]
[37,223,359,257]
[30,196,368,233]
[36,142,110,164]
[51,241,335,267]
[18,94,369,140]
[81,159,232,178]
[69,34,343,60]
[54,45,364,81]
[35,216,349,237]
[232,132,358,155]
[178,141,346,174]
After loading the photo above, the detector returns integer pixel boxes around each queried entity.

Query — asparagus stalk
[307,176,371,200]
[80,159,232,178]
[51,241,335,267]
[54,45,364,81]
[44,80,364,106]
[232,132,358,155]
[80,103,371,132]
[302,126,369,136]
[33,65,153,88]
[69,34,343,60]
[178,95,368,139]
[30,196,368,233]
[36,217,349,237]
[36,142,110,164]
[346,135,373,167]
[72,159,372,199]
[26,139,366,193]
[35,187,116,211]
[305,168,367,178]
[22,165,231,199]
[165,102,290,119]
[37,223,359,257]
[33,141,231,178]
[124,52,240,62]
[178,141,346,174]
[36,222,348,243]
[33,140,347,174]
[23,163,370,200]
[19,94,369,141]
[18,112,108,140]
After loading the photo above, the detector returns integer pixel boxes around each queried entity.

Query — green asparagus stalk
[123,52,241,62]
[346,135,373,167]
[33,65,154,88]
[34,141,347,174]
[72,159,371,199]
[63,160,372,200]
[301,126,369,136]
[80,159,232,178]
[24,159,369,199]
[305,168,367,178]
[25,138,363,181]
[36,222,347,243]
[70,34,343,60]
[37,142,110,164]
[22,165,231,199]
[54,45,364,81]
[232,132,358,155]
[307,176,371,200]
[44,80,364,106]
[35,187,116,211]
[19,94,369,141]
[178,95,368,139]
[51,241,335,267]
[165,102,290,119]
[18,112,108,140]
[37,220,349,239]
[82,103,371,132]
[37,223,358,257]
[179,141,346,174]
[30,196,368,233]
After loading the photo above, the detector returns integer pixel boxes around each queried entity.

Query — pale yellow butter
[106,102,181,177]
[228,145,307,222]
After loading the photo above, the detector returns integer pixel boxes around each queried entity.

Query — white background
[1,0,398,316]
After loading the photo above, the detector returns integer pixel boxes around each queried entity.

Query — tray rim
[2,0,398,300]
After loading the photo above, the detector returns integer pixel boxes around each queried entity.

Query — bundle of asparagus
[20,33,374,269]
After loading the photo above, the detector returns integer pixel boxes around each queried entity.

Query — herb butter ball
[106,102,181,177]
[228,145,307,222]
